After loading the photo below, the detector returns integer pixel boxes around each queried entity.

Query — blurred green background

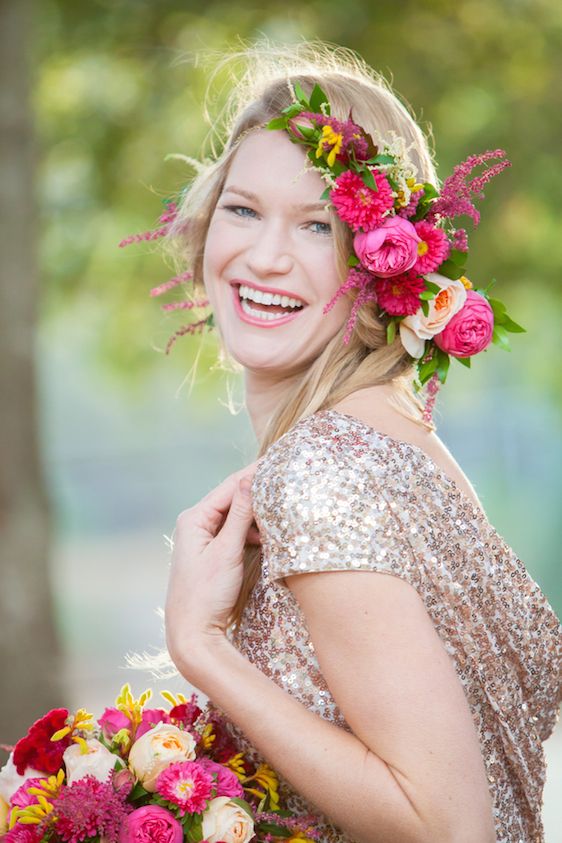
[1,0,561,836]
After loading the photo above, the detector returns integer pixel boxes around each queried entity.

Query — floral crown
[120,81,524,423]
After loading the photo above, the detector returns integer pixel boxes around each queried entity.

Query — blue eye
[308,221,332,236]
[222,204,257,218]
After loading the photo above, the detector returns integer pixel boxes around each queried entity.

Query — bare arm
[175,569,496,842]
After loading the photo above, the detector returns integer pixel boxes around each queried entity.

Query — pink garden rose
[354,216,421,278]
[197,758,245,798]
[433,289,494,357]
[119,805,183,843]
[98,708,130,742]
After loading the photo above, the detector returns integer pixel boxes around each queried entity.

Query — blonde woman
[162,41,561,843]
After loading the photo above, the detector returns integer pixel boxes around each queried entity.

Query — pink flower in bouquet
[197,758,244,798]
[9,778,43,809]
[413,220,450,275]
[331,170,394,232]
[135,709,170,739]
[3,824,42,843]
[156,761,213,815]
[354,217,421,278]
[98,708,130,742]
[399,273,467,359]
[169,696,202,730]
[63,739,120,785]
[128,723,197,792]
[119,805,183,843]
[433,289,494,357]
[374,270,426,316]
[54,774,131,843]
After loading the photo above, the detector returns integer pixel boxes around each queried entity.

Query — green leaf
[281,102,305,119]
[229,797,254,817]
[366,153,395,165]
[492,325,512,351]
[424,280,442,294]
[265,117,287,131]
[448,248,468,267]
[418,354,439,381]
[488,297,506,315]
[360,168,377,191]
[347,254,360,267]
[386,320,396,344]
[256,823,293,837]
[419,290,436,300]
[129,782,150,801]
[421,299,429,317]
[292,81,308,105]
[320,186,331,201]
[435,259,463,280]
[501,315,526,333]
[435,348,450,384]
[455,355,472,367]
[421,182,439,201]
[309,83,329,112]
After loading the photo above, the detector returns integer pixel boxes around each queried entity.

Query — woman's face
[203,129,352,377]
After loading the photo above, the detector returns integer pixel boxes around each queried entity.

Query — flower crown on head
[119,81,524,424]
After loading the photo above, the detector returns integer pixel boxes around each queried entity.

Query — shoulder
[252,409,420,585]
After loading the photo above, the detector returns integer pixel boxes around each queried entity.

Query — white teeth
[238,284,304,309]
[240,298,299,321]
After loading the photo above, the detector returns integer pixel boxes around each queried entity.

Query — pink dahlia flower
[374,271,426,316]
[331,170,394,232]
[433,289,494,357]
[413,221,450,275]
[354,217,421,278]
[196,758,244,798]
[155,761,213,815]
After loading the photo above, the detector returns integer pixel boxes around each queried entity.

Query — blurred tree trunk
[0,0,62,743]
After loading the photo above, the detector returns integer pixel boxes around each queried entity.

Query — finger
[187,462,259,534]
[214,476,257,557]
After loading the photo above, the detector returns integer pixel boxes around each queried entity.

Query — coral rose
[201,796,255,843]
[354,216,421,278]
[433,289,494,357]
[128,723,196,792]
[119,805,182,843]
[398,273,467,358]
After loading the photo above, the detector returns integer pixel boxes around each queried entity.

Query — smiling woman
[154,38,562,843]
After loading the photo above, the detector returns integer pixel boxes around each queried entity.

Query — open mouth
[234,283,307,322]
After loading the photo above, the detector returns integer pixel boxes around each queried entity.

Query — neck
[244,368,301,443]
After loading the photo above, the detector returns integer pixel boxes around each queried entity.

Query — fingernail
[239,478,252,496]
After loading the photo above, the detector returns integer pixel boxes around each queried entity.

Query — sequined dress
[208,408,562,843]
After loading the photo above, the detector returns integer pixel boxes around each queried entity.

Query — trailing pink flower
[397,187,424,219]
[413,221,450,274]
[426,149,511,227]
[322,267,373,316]
[343,285,379,345]
[155,761,213,815]
[452,228,469,252]
[331,170,394,232]
[53,775,132,843]
[374,270,426,316]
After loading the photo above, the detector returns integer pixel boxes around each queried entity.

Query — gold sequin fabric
[208,408,562,843]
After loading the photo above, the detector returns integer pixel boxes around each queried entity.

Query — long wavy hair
[164,38,440,635]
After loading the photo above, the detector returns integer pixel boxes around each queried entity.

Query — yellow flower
[315,125,343,167]
[459,275,473,289]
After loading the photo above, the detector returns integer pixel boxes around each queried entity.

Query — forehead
[223,128,327,206]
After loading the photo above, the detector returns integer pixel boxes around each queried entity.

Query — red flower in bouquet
[13,709,71,775]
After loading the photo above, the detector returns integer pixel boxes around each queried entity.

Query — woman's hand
[164,462,261,676]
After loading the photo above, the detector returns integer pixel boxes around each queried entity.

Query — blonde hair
[165,38,440,632]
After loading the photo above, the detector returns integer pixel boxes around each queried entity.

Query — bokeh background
[1,0,561,836]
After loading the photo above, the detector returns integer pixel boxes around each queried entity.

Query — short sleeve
[252,428,416,586]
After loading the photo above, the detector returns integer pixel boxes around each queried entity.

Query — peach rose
[399,272,467,358]
[201,796,255,843]
[128,723,196,792]
[63,738,120,785]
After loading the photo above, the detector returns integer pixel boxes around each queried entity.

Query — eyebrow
[221,185,329,212]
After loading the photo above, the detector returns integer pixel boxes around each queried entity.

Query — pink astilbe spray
[323,266,373,316]
[254,811,322,840]
[118,203,178,248]
[164,318,210,355]
[53,775,132,843]
[426,150,511,227]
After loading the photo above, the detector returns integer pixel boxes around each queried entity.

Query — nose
[245,218,294,278]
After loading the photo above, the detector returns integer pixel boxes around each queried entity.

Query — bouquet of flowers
[0,685,321,843]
